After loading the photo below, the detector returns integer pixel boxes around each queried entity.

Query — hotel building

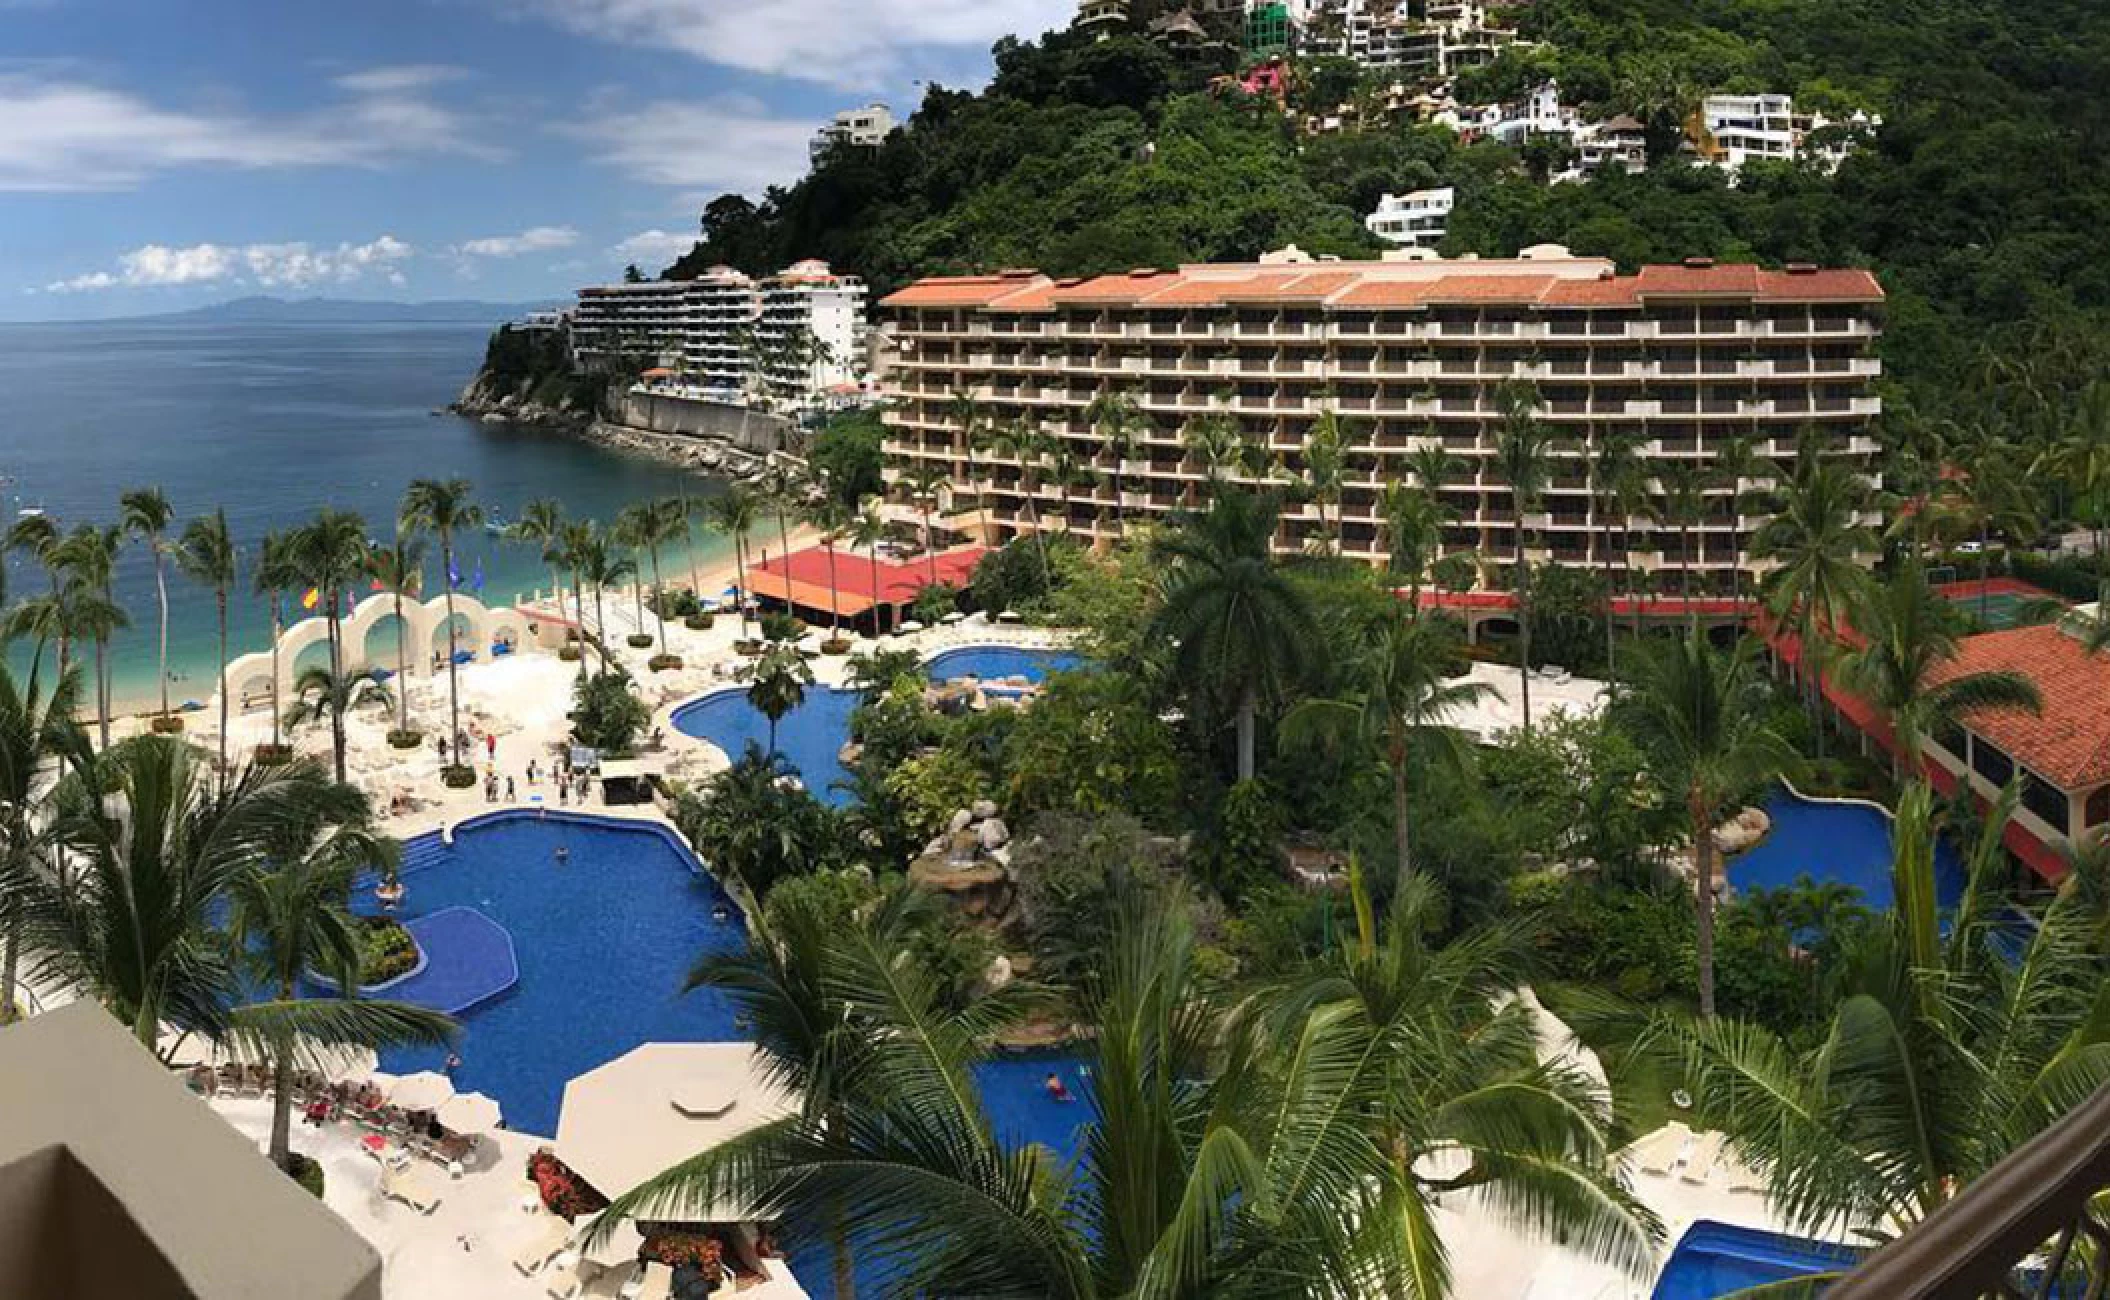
[571,261,868,409]
[1365,187,1455,248]
[878,246,1885,597]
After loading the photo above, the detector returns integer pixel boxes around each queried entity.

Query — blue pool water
[318,907,518,1017]
[1728,788,1965,913]
[364,811,748,1138]
[669,644,1089,807]
[1651,1220,1857,1298]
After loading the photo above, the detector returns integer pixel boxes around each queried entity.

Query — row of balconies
[896,314,1878,343]
[895,351,1881,386]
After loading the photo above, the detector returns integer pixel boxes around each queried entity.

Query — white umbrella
[996,610,1024,623]
[388,1070,455,1112]
[939,611,965,625]
[437,1091,503,1134]
[897,620,925,634]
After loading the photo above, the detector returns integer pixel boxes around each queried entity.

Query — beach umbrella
[939,611,965,625]
[387,1070,455,1112]
[897,620,925,634]
[437,1091,504,1134]
[996,610,1024,623]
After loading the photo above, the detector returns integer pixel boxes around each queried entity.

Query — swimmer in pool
[1044,1072,1072,1102]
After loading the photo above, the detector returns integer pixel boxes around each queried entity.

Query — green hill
[666,1,2110,422]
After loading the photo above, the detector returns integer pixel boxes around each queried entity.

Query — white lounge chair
[542,1250,586,1298]
[380,1163,442,1214]
[512,1216,572,1275]
[624,1262,673,1300]
[1681,1131,1728,1184]
[1632,1121,1693,1177]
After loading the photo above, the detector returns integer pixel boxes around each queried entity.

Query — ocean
[0,318,739,710]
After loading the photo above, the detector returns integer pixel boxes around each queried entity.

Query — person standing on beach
[506,775,516,801]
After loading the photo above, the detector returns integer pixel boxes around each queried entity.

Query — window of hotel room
[1973,739,2015,788]
[1932,717,1968,763]
[2088,786,2110,827]
[2020,767,2070,831]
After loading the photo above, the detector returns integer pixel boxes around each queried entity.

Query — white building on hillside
[1697,93,1798,170]
[681,266,761,395]
[757,260,868,408]
[570,280,690,369]
[1314,0,1515,77]
[810,104,897,163]
[1365,187,1454,247]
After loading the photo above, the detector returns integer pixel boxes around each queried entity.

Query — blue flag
[448,559,462,589]
[471,559,485,594]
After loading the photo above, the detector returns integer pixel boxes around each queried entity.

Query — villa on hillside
[877,245,1885,620]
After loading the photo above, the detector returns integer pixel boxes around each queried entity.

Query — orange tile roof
[1927,625,2110,790]
[881,275,1043,308]
[1048,272,1182,304]
[880,259,1884,314]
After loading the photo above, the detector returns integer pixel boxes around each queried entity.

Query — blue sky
[0,0,1073,320]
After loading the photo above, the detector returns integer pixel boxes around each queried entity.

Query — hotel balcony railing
[1831,1082,2110,1298]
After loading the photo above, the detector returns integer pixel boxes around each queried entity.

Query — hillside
[663,0,2110,424]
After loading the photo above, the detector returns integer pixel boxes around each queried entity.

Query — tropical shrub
[758,610,805,643]
[909,582,959,624]
[884,747,986,842]
[1192,778,1284,901]
[572,671,650,754]
[673,746,845,898]
[1002,670,1181,818]
[354,917,419,986]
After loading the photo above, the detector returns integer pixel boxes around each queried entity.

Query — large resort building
[878,246,1885,599]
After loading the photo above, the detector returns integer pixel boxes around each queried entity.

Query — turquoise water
[1651,1221,1857,1298]
[0,319,741,709]
[1728,788,1965,912]
[668,645,1087,806]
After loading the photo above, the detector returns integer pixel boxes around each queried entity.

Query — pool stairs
[396,836,451,878]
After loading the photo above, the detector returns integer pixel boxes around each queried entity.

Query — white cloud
[609,229,699,265]
[558,96,813,195]
[0,67,499,192]
[45,235,414,293]
[457,225,580,258]
[518,0,1071,88]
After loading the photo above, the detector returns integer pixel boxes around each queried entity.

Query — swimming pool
[669,643,1088,806]
[362,811,749,1138]
[1728,787,1965,913]
[1651,1220,1857,1299]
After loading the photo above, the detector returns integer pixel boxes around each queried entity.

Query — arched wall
[223,594,535,712]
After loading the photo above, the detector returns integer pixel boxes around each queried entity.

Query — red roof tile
[881,276,1042,308]
[1926,625,2110,791]
[1048,272,1181,304]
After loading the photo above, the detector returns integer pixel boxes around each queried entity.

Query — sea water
[0,317,744,709]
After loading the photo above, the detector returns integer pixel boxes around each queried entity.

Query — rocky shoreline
[446,369,773,481]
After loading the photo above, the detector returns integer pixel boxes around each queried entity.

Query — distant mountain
[122,296,565,325]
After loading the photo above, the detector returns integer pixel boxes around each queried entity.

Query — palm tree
[287,510,369,783]
[946,387,987,538]
[1942,429,2041,624]
[399,478,483,773]
[1301,401,1349,553]
[283,665,391,747]
[2040,378,2110,573]
[1494,380,1561,735]
[1379,479,1450,614]
[743,644,813,758]
[802,494,853,645]
[1149,488,1312,782]
[556,519,597,671]
[1182,408,1249,488]
[1713,433,1767,616]
[175,509,237,783]
[896,462,951,586]
[52,523,125,750]
[1752,446,1876,750]
[224,783,454,1172]
[1652,786,2110,1244]
[508,497,567,607]
[984,419,1054,588]
[1040,434,1099,548]
[0,654,88,1020]
[120,488,177,726]
[251,530,300,757]
[613,503,657,648]
[640,499,685,657]
[13,738,303,1048]
[1836,560,2042,783]
[1585,428,1645,668]
[365,533,427,740]
[1283,612,1492,890]
[707,489,762,642]
[1652,459,1711,611]
[758,460,806,570]
[574,526,635,668]
[7,512,67,675]
[1613,633,1797,1018]
[847,502,891,636]
[1084,388,1145,535]
[596,884,1659,1298]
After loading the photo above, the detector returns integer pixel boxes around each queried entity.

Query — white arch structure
[222,593,532,713]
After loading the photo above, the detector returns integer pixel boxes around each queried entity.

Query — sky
[0,0,1075,320]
